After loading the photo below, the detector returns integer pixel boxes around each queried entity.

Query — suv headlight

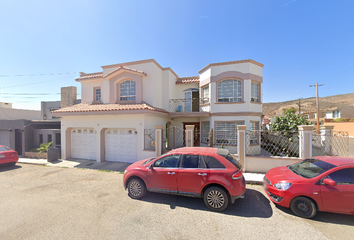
[273,182,292,191]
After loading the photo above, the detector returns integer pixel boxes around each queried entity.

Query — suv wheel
[127,178,146,199]
[290,196,317,218]
[204,187,229,212]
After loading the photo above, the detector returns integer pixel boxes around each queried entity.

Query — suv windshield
[288,158,337,179]
[142,158,155,165]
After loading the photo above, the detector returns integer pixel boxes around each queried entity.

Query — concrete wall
[324,121,354,137]
[61,86,77,108]
[246,156,300,173]
[340,106,354,119]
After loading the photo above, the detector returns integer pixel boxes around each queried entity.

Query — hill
[263,92,354,117]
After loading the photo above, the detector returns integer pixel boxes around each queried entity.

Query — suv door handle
[198,173,207,176]
[167,172,175,175]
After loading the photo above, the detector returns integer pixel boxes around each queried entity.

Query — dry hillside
[263,92,354,117]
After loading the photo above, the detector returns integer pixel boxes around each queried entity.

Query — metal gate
[163,126,184,151]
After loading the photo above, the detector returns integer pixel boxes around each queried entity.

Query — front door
[147,155,180,193]
[320,167,354,214]
[183,122,200,147]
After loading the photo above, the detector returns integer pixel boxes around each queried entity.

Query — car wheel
[127,178,146,199]
[290,196,317,218]
[204,187,229,212]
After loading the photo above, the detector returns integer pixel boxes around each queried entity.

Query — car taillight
[232,169,243,180]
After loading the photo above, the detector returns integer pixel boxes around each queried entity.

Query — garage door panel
[105,128,137,163]
[71,128,96,160]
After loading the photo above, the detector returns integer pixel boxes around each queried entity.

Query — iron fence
[163,126,184,151]
[246,130,300,157]
[312,130,349,157]
[169,98,210,113]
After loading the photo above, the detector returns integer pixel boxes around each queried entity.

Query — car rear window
[0,146,11,152]
[217,149,242,170]
[203,156,225,169]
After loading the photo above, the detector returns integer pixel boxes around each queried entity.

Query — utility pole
[297,98,304,115]
[309,83,324,133]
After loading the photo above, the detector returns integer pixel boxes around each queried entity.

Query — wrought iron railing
[169,98,210,113]
[246,130,300,157]
[144,129,155,151]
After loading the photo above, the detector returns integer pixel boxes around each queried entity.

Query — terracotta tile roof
[76,72,103,81]
[51,102,168,114]
[176,76,200,84]
[103,66,147,78]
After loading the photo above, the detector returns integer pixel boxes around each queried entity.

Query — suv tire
[204,186,229,212]
[127,178,146,199]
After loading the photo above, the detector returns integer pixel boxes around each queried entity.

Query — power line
[0,72,78,77]
[0,75,77,89]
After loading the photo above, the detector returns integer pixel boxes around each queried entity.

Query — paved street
[1,164,353,240]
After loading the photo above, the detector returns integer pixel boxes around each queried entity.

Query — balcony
[169,98,210,117]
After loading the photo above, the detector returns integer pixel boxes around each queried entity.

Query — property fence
[245,130,299,157]
[194,129,238,154]
[312,130,349,157]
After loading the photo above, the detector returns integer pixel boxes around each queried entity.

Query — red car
[123,147,245,212]
[0,145,19,166]
[264,156,354,218]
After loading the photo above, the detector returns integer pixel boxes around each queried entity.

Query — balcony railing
[169,98,210,113]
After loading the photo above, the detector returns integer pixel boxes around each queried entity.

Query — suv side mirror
[323,178,337,186]
[149,163,154,170]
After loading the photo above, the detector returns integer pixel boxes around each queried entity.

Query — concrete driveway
[0,164,353,240]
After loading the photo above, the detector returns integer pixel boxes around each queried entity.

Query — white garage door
[71,128,97,160]
[105,128,138,163]
[0,130,10,147]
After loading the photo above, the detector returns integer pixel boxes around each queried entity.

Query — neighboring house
[52,58,264,163]
[325,106,354,120]
[0,102,41,120]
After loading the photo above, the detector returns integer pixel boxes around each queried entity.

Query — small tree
[36,142,52,153]
[272,107,312,133]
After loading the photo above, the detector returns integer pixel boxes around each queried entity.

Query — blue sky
[1,0,353,110]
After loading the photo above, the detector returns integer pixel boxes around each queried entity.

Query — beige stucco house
[52,59,264,163]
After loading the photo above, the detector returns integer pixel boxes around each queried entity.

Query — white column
[185,125,195,147]
[298,125,314,159]
[237,125,246,171]
[155,126,164,157]
[321,125,334,156]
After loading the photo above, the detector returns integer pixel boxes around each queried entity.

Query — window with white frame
[95,87,101,101]
[251,83,259,102]
[215,122,243,145]
[250,121,259,145]
[120,80,136,101]
[201,122,210,144]
[217,79,242,102]
[202,85,210,104]
[333,110,339,118]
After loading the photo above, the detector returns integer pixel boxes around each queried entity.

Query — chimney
[61,86,77,108]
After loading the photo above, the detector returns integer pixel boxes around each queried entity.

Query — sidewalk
[18,158,265,184]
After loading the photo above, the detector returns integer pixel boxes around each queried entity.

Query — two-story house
[52,58,264,163]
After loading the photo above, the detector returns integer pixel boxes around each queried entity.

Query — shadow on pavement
[275,205,354,226]
[0,164,22,172]
[139,188,273,218]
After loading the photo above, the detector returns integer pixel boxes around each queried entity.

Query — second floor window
[251,83,259,102]
[95,88,101,101]
[120,80,136,101]
[217,79,242,102]
[202,85,210,104]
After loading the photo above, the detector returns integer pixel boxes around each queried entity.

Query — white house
[52,59,264,163]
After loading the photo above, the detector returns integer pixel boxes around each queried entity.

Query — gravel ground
[0,164,353,240]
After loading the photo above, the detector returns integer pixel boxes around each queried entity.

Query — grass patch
[61,166,69,168]
[98,169,113,172]
[119,172,125,174]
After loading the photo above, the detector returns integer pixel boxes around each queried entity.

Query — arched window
[120,80,136,101]
[217,79,242,102]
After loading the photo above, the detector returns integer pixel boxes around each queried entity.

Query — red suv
[264,156,354,218]
[123,147,245,212]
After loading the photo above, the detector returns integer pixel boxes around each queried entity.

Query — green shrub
[349,118,354,122]
[333,118,346,122]
[36,142,52,153]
